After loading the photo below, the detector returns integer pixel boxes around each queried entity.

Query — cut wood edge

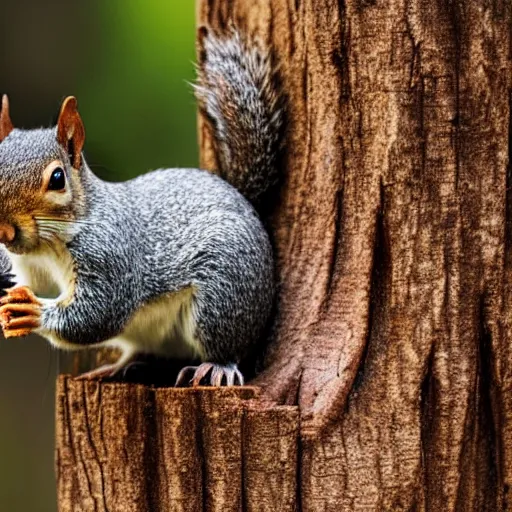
[56,375,300,512]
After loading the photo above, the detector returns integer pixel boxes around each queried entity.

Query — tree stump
[56,376,298,511]
[56,0,512,510]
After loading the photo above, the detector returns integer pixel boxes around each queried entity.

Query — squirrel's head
[0,95,87,254]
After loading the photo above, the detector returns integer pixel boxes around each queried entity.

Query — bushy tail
[195,27,284,204]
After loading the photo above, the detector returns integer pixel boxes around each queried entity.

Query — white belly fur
[111,287,204,360]
[8,244,203,360]
[10,243,74,300]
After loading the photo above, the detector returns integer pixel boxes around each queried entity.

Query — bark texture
[56,0,512,510]
[197,0,510,509]
[56,376,298,512]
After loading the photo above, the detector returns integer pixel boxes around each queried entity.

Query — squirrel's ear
[57,96,85,169]
[0,95,14,142]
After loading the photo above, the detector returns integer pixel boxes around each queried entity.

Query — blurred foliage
[0,1,196,511]
[0,338,57,512]
[81,0,198,179]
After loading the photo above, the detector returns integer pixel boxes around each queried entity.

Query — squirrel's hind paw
[175,362,244,387]
[76,349,137,380]
[76,362,132,381]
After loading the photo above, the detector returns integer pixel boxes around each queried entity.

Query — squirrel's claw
[76,364,121,380]
[76,348,138,380]
[0,286,41,306]
[0,286,42,338]
[175,362,244,387]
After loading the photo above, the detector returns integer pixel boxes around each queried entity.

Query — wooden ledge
[56,375,299,512]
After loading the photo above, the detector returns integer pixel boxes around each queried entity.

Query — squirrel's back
[72,166,274,362]
[195,28,283,205]
[80,166,270,277]
[0,29,282,383]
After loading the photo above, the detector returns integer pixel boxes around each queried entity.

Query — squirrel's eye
[48,168,66,191]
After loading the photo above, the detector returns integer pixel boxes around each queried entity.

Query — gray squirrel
[0,28,283,385]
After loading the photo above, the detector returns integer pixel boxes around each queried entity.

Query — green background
[0,1,197,510]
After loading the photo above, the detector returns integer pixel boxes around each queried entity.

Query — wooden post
[56,377,298,511]
[57,0,512,510]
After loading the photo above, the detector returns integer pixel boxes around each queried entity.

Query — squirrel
[0,27,283,386]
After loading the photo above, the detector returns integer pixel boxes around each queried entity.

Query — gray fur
[0,30,282,367]
[41,167,274,363]
[195,28,283,204]
[0,128,64,209]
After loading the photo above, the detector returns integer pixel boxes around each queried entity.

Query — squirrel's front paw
[0,286,42,338]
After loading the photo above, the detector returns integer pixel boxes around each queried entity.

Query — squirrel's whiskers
[34,218,71,238]
[0,28,283,386]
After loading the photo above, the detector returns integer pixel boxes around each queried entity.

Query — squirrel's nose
[0,223,16,244]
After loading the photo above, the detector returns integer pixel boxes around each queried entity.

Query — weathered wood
[56,376,299,512]
[243,404,299,512]
[57,0,512,510]
[154,389,202,512]
[197,0,511,510]
[56,377,154,512]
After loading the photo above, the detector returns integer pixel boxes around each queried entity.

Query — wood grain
[57,0,512,509]
[56,377,298,512]
[198,0,512,509]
